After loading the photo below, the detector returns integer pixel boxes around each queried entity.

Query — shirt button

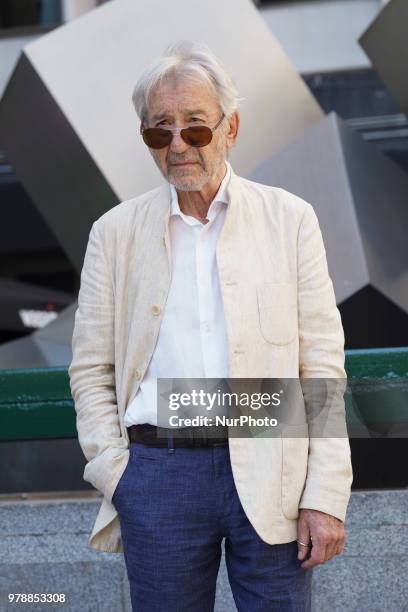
[152,305,161,316]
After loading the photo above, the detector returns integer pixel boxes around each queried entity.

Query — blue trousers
[112,437,312,612]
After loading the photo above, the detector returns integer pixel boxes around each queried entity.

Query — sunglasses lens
[142,128,172,149]
[182,126,212,147]
[142,126,213,148]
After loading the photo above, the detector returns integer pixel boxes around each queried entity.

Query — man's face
[144,76,233,191]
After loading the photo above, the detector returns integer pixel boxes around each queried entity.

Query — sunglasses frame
[140,113,225,149]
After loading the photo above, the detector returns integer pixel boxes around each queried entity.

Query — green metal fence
[0,347,407,442]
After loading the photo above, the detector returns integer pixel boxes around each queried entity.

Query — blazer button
[135,369,141,379]
[152,305,161,316]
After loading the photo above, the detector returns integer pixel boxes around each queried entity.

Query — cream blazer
[68,166,353,553]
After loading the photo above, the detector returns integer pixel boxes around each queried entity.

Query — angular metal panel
[336,116,408,312]
[359,0,408,115]
[0,0,322,270]
[250,112,408,315]
[0,54,118,272]
[0,302,76,368]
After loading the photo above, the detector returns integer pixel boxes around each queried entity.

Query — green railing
[344,347,408,378]
[0,347,407,442]
[0,367,74,441]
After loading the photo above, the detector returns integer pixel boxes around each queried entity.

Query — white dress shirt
[123,161,231,427]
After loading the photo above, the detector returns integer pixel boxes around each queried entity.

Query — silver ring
[297,539,312,548]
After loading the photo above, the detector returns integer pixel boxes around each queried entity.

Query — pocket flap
[256,282,297,345]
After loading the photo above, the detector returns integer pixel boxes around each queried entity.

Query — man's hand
[297,508,345,569]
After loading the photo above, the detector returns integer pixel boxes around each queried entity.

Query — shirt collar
[169,160,232,221]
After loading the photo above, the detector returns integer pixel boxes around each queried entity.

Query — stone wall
[0,490,406,611]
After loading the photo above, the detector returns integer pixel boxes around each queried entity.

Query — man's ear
[226,111,240,148]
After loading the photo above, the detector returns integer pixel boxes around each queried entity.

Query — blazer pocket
[111,445,133,505]
[83,445,129,502]
[281,424,309,519]
[256,282,297,345]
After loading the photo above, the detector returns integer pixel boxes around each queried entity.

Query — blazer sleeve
[68,219,129,502]
[296,202,353,522]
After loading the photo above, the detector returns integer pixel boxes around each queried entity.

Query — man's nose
[169,131,190,154]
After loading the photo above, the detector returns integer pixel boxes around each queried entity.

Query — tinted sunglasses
[141,113,225,149]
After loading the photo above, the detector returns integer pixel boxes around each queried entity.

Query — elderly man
[68,40,353,611]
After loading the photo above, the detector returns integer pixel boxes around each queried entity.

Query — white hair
[132,40,241,123]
